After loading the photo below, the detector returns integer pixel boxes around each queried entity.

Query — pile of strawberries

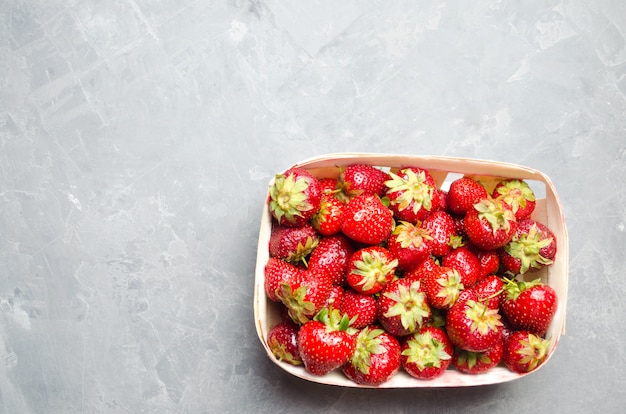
[263,163,559,386]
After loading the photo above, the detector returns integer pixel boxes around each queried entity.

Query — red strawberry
[263,257,305,302]
[342,326,401,386]
[401,326,453,380]
[325,285,345,308]
[269,223,319,264]
[311,193,345,236]
[492,179,536,221]
[385,167,440,223]
[276,268,332,325]
[269,167,322,227]
[446,177,488,217]
[452,339,503,374]
[404,257,440,282]
[475,248,500,279]
[500,277,558,336]
[338,164,389,199]
[318,177,340,195]
[266,320,303,366]
[470,274,504,310]
[339,289,379,329]
[422,266,464,310]
[378,278,431,337]
[346,246,398,295]
[297,307,357,376]
[422,210,461,257]
[386,221,433,271]
[308,234,355,286]
[499,219,557,274]
[445,290,503,352]
[442,246,481,287]
[502,330,550,373]
[464,198,517,250]
[340,193,394,245]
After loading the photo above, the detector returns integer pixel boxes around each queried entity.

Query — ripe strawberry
[269,167,322,227]
[340,193,394,245]
[386,221,433,271]
[311,193,345,236]
[470,274,504,310]
[464,198,517,250]
[297,307,356,376]
[422,210,461,257]
[378,278,431,337]
[269,223,320,264]
[318,177,340,195]
[422,266,464,310]
[502,330,550,373]
[499,219,557,274]
[442,246,481,287]
[446,177,488,217]
[492,179,536,221]
[346,246,398,295]
[325,284,345,308]
[342,326,401,386]
[264,257,305,302]
[500,277,558,336]
[385,167,440,223]
[401,326,453,380]
[308,234,355,286]
[276,268,332,325]
[404,256,440,282]
[445,290,503,352]
[339,289,379,329]
[452,339,503,374]
[474,247,500,279]
[338,164,389,199]
[267,320,303,366]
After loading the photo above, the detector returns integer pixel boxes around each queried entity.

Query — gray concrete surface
[1,1,625,412]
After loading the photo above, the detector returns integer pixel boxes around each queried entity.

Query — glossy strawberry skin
[492,179,536,221]
[308,234,355,286]
[264,258,305,302]
[385,167,440,223]
[422,266,464,310]
[464,199,517,250]
[499,219,557,275]
[311,193,345,236]
[340,289,379,329]
[269,167,322,227]
[269,223,320,264]
[340,194,394,245]
[276,269,333,325]
[346,246,398,295]
[297,319,356,376]
[500,279,558,336]
[339,164,389,198]
[267,321,303,366]
[502,330,550,373]
[452,339,503,374]
[422,210,459,257]
[446,177,488,217]
[442,246,481,287]
[342,327,401,386]
[386,221,433,271]
[470,274,504,310]
[401,326,453,380]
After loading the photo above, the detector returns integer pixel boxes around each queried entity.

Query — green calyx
[473,198,515,234]
[383,281,431,333]
[276,283,316,325]
[504,223,553,274]
[495,180,535,212]
[313,306,356,334]
[385,169,434,215]
[515,333,550,372]
[351,327,386,374]
[285,236,319,266]
[352,251,398,292]
[393,221,433,248]
[268,336,303,366]
[456,349,492,369]
[464,300,503,335]
[502,277,542,301]
[401,330,451,369]
[269,173,313,224]
[434,269,464,307]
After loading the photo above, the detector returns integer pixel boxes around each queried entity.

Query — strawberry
[340,193,394,245]
[378,278,431,337]
[500,277,558,336]
[499,219,557,274]
[464,198,517,250]
[386,221,433,271]
[442,245,481,287]
[269,167,322,227]
[446,177,488,217]
[385,167,440,223]
[422,210,461,257]
[308,234,355,286]
[474,248,500,279]
[267,320,303,366]
[338,164,389,200]
[422,266,464,310]
[502,330,550,373]
[276,268,332,325]
[452,339,503,374]
[263,257,305,302]
[470,274,504,310]
[445,290,503,352]
[401,326,453,380]
[318,177,340,195]
[325,285,345,308]
[297,307,357,376]
[311,193,345,236]
[492,179,536,221]
[346,246,398,295]
[269,223,320,264]
[342,326,401,386]
[403,256,440,282]
[339,289,379,329]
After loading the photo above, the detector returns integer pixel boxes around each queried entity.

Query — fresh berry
[297,307,356,376]
[340,193,394,245]
[340,289,379,329]
[452,339,503,374]
[269,167,322,227]
[269,223,320,264]
[318,177,340,195]
[492,179,536,221]
[264,257,305,302]
[422,210,461,257]
[422,266,464,310]
[446,177,488,216]
[311,193,345,236]
[445,290,503,352]
[338,164,389,199]
[401,326,453,380]
[500,277,558,336]
[267,320,303,366]
[499,219,557,274]
[387,221,433,271]
[378,278,431,337]
[385,167,440,223]
[342,326,401,386]
[325,285,345,308]
[502,330,550,373]
[308,234,355,286]
[346,246,398,295]
[404,257,441,282]
[276,268,332,325]
[475,248,500,279]
[470,274,504,310]
[442,246,481,287]
[464,198,517,250]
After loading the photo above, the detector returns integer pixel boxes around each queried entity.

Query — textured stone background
[1,0,625,412]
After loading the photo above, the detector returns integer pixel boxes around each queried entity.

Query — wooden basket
[254,153,568,387]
